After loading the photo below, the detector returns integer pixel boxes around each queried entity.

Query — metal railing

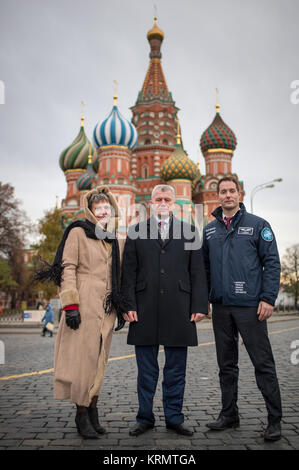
[0,311,24,323]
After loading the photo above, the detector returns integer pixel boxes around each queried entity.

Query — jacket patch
[261,227,273,242]
[238,227,253,235]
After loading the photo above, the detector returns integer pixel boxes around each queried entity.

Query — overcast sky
[0,0,298,256]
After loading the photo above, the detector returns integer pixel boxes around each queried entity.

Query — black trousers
[212,304,282,424]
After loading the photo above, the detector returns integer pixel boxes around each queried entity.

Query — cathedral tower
[93,90,138,231]
[193,97,244,219]
[130,17,179,209]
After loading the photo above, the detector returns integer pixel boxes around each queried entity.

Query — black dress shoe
[88,407,106,434]
[75,409,99,439]
[264,422,281,441]
[129,422,154,436]
[206,414,240,430]
[166,423,194,436]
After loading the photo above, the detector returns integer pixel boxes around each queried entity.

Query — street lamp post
[250,178,283,214]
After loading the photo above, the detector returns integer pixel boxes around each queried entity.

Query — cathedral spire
[147,16,164,56]
[140,17,169,101]
[216,88,220,114]
[113,80,118,107]
[80,100,85,127]
[176,119,182,146]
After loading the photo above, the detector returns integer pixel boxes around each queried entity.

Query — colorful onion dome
[77,149,96,191]
[147,17,164,42]
[59,115,98,172]
[161,146,199,181]
[200,104,237,153]
[161,123,199,181]
[93,96,138,150]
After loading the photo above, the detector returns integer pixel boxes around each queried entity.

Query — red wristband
[64,304,79,310]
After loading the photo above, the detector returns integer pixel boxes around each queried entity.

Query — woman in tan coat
[35,185,126,439]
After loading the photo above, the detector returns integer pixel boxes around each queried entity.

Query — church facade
[58,18,244,231]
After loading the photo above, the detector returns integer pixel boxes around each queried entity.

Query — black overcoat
[121,216,209,347]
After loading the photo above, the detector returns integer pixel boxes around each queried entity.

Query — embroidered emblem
[261,227,273,242]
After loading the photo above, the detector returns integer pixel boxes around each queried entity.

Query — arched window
[142,165,149,179]
[144,139,151,145]
[162,139,168,145]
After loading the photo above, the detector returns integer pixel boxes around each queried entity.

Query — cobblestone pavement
[0,318,298,451]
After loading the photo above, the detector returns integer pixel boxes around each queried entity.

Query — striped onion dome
[200,106,237,153]
[93,103,138,149]
[77,153,96,191]
[161,144,199,182]
[59,123,98,172]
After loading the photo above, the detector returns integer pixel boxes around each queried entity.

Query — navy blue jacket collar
[212,202,246,224]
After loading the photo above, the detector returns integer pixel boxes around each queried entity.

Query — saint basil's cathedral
[58,18,244,231]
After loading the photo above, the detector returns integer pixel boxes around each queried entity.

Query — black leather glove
[65,309,81,330]
[114,313,125,332]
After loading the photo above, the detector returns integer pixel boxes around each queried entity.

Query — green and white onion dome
[59,120,98,172]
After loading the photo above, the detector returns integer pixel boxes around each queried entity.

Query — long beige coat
[54,185,125,407]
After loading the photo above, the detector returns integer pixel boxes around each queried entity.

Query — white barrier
[23,310,45,323]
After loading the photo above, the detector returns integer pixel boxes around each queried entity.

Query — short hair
[217,177,240,194]
[88,193,110,211]
[151,184,176,200]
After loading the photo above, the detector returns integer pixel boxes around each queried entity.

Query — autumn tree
[281,244,299,309]
[0,258,18,291]
[0,182,31,308]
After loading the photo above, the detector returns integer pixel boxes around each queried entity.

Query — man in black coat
[121,184,209,437]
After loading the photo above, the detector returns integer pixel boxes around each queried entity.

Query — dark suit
[121,215,208,425]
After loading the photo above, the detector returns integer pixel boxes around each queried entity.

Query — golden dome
[147,17,164,41]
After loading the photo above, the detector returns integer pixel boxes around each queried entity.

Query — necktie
[224,217,232,229]
[160,220,166,231]
[159,220,167,239]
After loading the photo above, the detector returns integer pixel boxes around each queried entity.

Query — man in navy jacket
[202,176,282,441]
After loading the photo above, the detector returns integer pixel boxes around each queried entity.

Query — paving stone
[49,439,82,447]
[0,440,22,447]
[21,439,50,447]
[36,433,64,439]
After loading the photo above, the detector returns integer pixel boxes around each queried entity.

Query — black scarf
[34,219,127,331]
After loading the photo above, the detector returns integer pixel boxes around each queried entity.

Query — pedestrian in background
[36,298,44,310]
[41,301,54,337]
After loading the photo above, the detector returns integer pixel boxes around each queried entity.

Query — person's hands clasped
[190,313,211,322]
[65,309,81,330]
[123,310,138,322]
